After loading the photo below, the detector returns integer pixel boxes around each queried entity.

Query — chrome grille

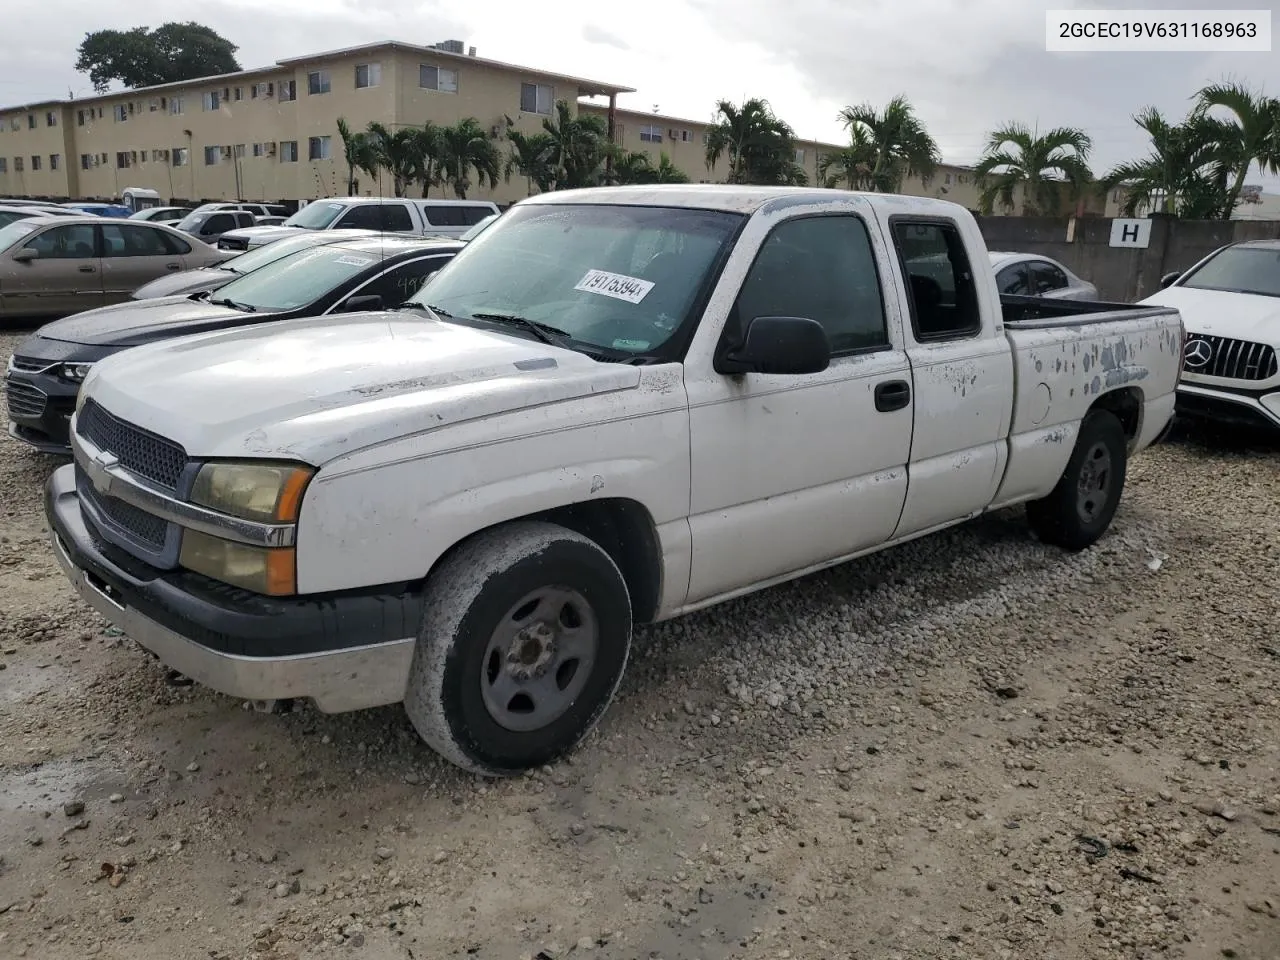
[81,476,167,548]
[77,399,188,490]
[1184,334,1279,381]
[5,379,46,418]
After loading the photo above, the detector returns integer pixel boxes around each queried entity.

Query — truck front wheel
[1027,409,1128,551]
[404,520,633,776]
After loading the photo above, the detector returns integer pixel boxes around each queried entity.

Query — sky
[3,0,1278,189]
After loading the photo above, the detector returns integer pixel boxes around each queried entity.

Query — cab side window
[28,224,96,258]
[730,215,889,355]
[892,219,981,340]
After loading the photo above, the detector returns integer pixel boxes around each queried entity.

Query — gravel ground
[1,326,1278,960]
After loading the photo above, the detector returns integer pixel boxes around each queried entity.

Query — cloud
[581,24,630,51]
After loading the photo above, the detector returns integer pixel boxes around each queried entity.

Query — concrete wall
[976,214,1280,303]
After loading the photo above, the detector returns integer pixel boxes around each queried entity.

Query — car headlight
[179,461,314,596]
[61,362,93,382]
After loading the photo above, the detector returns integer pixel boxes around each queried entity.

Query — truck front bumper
[45,464,420,713]
[1176,383,1280,432]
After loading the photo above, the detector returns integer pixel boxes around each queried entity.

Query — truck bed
[1001,293,1179,329]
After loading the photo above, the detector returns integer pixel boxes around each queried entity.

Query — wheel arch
[1087,386,1143,449]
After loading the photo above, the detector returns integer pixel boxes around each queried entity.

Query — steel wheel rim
[1076,441,1112,523]
[480,585,599,733]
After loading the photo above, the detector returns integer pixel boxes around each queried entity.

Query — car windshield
[1179,246,1280,298]
[221,235,333,274]
[284,202,346,229]
[0,211,34,229]
[209,244,383,312]
[460,214,498,241]
[175,212,212,231]
[407,202,744,359]
[0,220,40,252]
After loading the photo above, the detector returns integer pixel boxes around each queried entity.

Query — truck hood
[132,267,236,300]
[1139,286,1280,345]
[35,296,251,348]
[80,313,641,463]
[224,225,307,244]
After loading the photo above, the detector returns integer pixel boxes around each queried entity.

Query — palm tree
[704,98,806,185]
[364,121,422,197]
[505,129,556,194]
[541,100,610,189]
[436,118,501,199]
[835,94,940,192]
[407,122,445,197]
[607,149,654,185]
[651,152,689,183]
[336,117,377,196]
[974,123,1093,215]
[1102,107,1236,218]
[817,125,877,190]
[1191,82,1280,219]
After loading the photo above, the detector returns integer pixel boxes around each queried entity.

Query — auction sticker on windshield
[574,269,654,304]
[333,256,375,267]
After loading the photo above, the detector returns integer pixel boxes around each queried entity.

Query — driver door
[683,208,914,604]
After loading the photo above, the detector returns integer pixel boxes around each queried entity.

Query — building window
[519,82,553,115]
[115,152,130,169]
[232,143,246,158]
[794,148,805,163]
[14,157,22,172]
[46,111,57,127]
[26,114,35,129]
[172,147,189,167]
[307,70,331,95]
[944,172,953,185]
[639,125,662,144]
[80,154,92,170]
[278,80,296,102]
[0,158,6,174]
[203,145,220,165]
[233,87,243,101]
[10,117,20,131]
[77,109,85,126]
[355,63,382,88]
[419,64,458,93]
[251,142,265,158]
[280,140,299,162]
[202,91,221,112]
[30,155,40,171]
[169,97,185,115]
[251,81,274,99]
[308,135,331,160]
[680,130,692,142]
[113,104,128,122]
[50,154,59,171]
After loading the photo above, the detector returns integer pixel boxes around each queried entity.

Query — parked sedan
[131,229,380,300]
[990,252,1098,299]
[0,215,226,319]
[5,236,462,454]
[173,208,257,244]
[129,206,195,223]
[0,204,71,228]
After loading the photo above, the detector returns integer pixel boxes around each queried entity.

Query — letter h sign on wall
[1109,218,1152,249]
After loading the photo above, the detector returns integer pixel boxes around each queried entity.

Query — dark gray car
[131,228,379,299]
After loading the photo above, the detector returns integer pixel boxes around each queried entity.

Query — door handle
[874,379,911,413]
[78,265,96,273]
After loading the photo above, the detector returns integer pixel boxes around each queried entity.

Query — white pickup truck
[45,186,1184,776]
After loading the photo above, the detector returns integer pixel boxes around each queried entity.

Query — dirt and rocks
[0,327,1277,960]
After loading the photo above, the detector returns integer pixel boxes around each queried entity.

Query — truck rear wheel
[1027,409,1128,552]
[404,521,632,776]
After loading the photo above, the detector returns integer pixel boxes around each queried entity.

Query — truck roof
[520,183,970,216]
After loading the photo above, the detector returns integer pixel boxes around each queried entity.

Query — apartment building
[0,40,633,205]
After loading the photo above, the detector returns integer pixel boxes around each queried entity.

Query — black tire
[1027,409,1128,552]
[404,520,632,776]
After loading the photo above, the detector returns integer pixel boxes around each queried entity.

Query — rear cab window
[891,218,981,341]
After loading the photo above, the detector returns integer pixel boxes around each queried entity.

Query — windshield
[1179,246,1280,298]
[210,244,383,312]
[0,220,39,252]
[0,211,35,229]
[175,211,212,231]
[408,203,744,359]
[284,202,346,229]
[460,214,498,242]
[221,235,333,274]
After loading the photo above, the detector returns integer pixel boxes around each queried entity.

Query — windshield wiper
[469,311,571,347]
[207,297,257,312]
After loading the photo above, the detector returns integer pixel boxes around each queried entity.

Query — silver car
[990,252,1098,300]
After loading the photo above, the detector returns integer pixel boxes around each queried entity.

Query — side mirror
[1160,271,1181,289]
[717,316,831,376]
[11,247,38,263]
[340,294,383,313]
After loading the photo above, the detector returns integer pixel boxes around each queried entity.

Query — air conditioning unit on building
[265,142,277,156]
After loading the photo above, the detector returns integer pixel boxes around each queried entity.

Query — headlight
[61,362,93,382]
[179,461,314,596]
[189,461,313,522]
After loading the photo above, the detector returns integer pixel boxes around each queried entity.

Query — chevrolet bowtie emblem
[90,450,119,495]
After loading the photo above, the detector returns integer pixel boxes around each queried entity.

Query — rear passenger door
[100,224,187,303]
[887,217,1014,539]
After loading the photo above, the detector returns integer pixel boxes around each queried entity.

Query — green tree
[974,123,1093,215]
[75,22,240,93]
[505,129,557,194]
[835,94,940,192]
[650,152,690,183]
[437,118,501,199]
[336,117,378,196]
[817,126,877,190]
[605,149,690,185]
[1102,107,1236,219]
[541,100,611,189]
[704,98,806,185]
[364,122,423,197]
[1191,81,1280,219]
